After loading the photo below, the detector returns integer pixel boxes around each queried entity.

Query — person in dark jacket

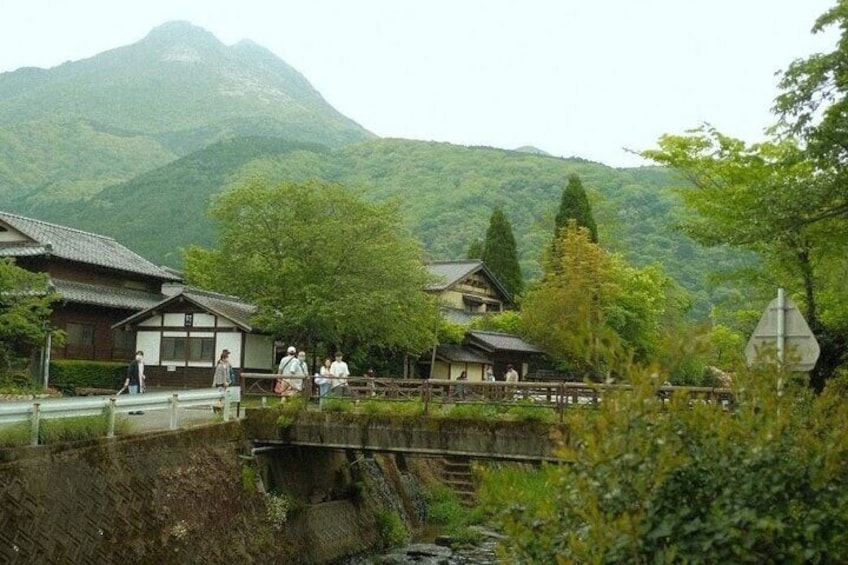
[124,350,146,415]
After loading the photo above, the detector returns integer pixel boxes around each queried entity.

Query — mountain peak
[141,20,223,49]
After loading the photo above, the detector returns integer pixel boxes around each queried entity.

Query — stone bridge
[243,408,569,463]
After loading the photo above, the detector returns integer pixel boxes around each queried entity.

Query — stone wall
[0,423,408,564]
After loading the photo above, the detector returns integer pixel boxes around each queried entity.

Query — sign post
[745,288,820,372]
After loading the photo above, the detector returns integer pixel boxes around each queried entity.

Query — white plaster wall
[163,313,185,326]
[193,313,216,327]
[217,333,242,367]
[139,316,162,327]
[136,332,160,364]
[244,334,274,371]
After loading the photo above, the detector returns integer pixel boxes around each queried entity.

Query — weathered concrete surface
[246,409,569,462]
[0,422,386,564]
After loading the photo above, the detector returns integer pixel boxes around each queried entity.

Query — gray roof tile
[435,344,491,364]
[424,259,513,304]
[0,211,179,280]
[113,286,257,331]
[466,330,544,353]
[51,278,165,310]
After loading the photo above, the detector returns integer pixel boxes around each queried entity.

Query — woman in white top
[316,357,333,407]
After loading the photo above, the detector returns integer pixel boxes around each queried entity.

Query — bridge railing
[0,387,241,446]
[239,373,733,421]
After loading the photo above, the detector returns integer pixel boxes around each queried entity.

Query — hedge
[49,360,127,394]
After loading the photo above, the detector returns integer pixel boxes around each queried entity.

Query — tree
[523,222,679,373]
[0,258,55,373]
[774,1,848,187]
[481,207,523,299]
[183,179,438,363]
[465,238,483,260]
[641,127,848,391]
[554,173,598,243]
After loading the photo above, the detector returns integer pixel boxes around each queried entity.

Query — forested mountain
[0,21,373,206]
[31,136,740,318]
[0,21,739,319]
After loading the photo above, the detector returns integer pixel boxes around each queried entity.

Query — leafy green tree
[183,179,438,361]
[481,207,523,299]
[469,310,523,335]
[478,368,848,563]
[642,127,848,390]
[523,222,679,372]
[0,258,56,373]
[774,0,848,189]
[465,238,483,260]
[554,173,598,243]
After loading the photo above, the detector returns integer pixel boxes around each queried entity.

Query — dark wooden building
[0,210,179,364]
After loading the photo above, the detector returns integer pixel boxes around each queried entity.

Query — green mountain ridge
[0,21,739,319]
[0,20,373,205]
[30,136,739,318]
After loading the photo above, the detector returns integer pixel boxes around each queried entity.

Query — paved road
[119,404,233,433]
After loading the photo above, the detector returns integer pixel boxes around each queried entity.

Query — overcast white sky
[0,0,839,167]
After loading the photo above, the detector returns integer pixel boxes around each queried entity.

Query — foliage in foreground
[477,368,848,563]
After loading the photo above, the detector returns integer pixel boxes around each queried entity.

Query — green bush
[504,400,555,423]
[478,367,848,563]
[374,509,410,549]
[49,360,126,394]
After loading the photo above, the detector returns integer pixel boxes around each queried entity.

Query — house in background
[424,260,513,324]
[464,330,544,381]
[417,260,543,380]
[0,210,275,388]
[113,284,275,388]
[0,210,179,364]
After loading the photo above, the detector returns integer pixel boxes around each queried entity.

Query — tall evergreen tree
[482,207,523,298]
[555,174,598,243]
[466,238,484,260]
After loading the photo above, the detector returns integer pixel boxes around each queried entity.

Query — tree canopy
[481,207,523,299]
[555,173,598,243]
[522,222,680,374]
[0,258,55,372]
[183,179,438,361]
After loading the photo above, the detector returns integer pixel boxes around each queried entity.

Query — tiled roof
[0,210,179,280]
[465,330,544,353]
[113,286,257,331]
[425,260,483,291]
[435,344,491,364]
[51,279,165,311]
[424,259,512,304]
[182,288,256,330]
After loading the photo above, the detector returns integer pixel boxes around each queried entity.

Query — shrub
[321,398,353,413]
[478,367,848,563]
[49,360,126,394]
[504,400,554,423]
[375,509,410,549]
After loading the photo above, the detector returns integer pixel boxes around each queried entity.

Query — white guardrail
[0,387,241,446]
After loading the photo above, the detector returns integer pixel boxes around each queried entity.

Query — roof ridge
[425,259,482,265]
[0,210,119,243]
[184,286,247,302]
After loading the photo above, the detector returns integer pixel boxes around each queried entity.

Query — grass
[0,412,132,447]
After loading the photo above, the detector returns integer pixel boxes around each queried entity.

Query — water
[342,528,501,564]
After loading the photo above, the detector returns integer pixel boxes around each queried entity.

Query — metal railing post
[107,397,117,438]
[222,389,231,421]
[30,402,41,446]
[422,381,430,415]
[169,394,179,430]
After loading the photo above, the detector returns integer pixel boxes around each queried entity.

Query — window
[162,336,215,362]
[66,322,95,359]
[112,329,136,361]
